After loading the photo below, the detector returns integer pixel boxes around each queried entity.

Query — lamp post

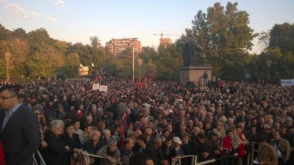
[138,59,143,81]
[132,45,134,82]
[129,39,135,82]
[4,43,12,82]
[266,60,272,82]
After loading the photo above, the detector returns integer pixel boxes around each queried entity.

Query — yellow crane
[153,31,179,46]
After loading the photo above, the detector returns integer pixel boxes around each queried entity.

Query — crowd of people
[0,75,294,165]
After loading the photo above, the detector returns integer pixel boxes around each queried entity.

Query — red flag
[118,113,127,147]
[92,76,99,85]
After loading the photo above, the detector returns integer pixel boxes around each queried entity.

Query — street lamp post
[138,59,143,81]
[4,43,12,82]
[266,60,272,82]
[129,39,135,82]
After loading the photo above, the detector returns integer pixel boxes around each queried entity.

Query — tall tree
[269,23,294,54]
[156,44,182,79]
[182,2,257,77]
[13,28,26,41]
[0,24,11,40]
[90,36,101,49]
[62,53,80,77]
[26,51,54,78]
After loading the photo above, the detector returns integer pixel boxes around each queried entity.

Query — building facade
[106,38,142,55]
[160,38,173,48]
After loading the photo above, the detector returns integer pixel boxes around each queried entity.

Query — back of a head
[129,152,153,165]
[257,135,267,143]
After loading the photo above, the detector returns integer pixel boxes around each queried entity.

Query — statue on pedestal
[182,37,207,66]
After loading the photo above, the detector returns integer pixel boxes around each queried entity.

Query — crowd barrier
[33,150,46,165]
[32,142,260,165]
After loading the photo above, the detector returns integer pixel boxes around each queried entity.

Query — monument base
[180,66,212,85]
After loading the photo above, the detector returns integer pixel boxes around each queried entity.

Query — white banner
[281,79,294,86]
[92,83,100,90]
[99,85,108,92]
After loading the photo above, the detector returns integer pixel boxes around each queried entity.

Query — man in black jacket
[120,138,134,165]
[138,135,168,165]
[193,133,215,164]
[0,85,40,164]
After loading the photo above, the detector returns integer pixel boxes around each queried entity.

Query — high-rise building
[106,38,141,55]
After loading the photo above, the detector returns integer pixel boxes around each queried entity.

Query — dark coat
[182,142,193,165]
[42,131,67,165]
[64,112,77,122]
[143,143,165,165]
[161,143,175,162]
[193,139,215,162]
[61,133,82,165]
[0,104,40,165]
[119,147,133,165]
[83,140,104,165]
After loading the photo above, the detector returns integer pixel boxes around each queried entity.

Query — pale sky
[1,0,294,54]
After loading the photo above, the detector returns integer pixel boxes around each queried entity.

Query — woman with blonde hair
[213,121,225,144]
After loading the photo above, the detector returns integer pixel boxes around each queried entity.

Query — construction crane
[153,31,179,39]
[153,31,179,47]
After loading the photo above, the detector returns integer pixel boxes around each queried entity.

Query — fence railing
[33,150,46,165]
[34,142,260,165]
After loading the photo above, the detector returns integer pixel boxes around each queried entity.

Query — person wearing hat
[32,104,48,151]
[32,104,46,127]
[170,137,184,164]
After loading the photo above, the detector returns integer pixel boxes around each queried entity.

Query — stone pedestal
[180,66,212,85]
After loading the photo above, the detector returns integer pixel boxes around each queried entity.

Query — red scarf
[238,133,246,157]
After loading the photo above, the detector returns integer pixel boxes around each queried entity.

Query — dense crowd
[1,75,294,165]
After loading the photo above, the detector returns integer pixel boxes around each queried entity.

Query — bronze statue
[182,37,207,66]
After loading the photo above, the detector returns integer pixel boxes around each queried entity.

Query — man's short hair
[13,84,24,93]
[257,135,267,143]
[124,138,132,145]
[165,135,173,142]
[129,153,153,165]
[0,85,18,96]
[83,123,92,130]
[138,134,147,143]
[157,123,164,128]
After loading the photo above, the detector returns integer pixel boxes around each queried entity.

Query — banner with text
[99,85,108,92]
[92,83,100,90]
[281,79,294,86]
